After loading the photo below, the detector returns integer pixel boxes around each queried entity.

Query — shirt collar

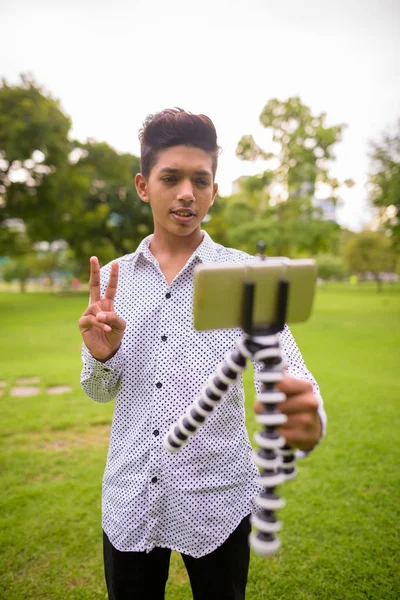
[119,234,154,265]
[120,231,218,266]
[193,230,218,264]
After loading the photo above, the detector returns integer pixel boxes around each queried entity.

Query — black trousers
[103,514,251,600]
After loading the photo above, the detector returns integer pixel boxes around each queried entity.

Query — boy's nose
[177,181,195,202]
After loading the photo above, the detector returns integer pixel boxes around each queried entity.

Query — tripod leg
[248,334,296,556]
[163,343,249,453]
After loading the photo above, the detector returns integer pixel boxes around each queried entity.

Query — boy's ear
[211,182,218,206]
[135,173,149,203]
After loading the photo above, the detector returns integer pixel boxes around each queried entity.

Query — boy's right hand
[78,256,126,362]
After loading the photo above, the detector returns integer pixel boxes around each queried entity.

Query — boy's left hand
[254,375,322,451]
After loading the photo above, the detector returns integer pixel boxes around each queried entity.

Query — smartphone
[193,259,317,331]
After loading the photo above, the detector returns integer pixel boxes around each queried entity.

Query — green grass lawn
[1,283,399,599]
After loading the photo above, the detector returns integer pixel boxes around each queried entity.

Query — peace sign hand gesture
[78,257,126,362]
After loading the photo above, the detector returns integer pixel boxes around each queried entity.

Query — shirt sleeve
[252,324,327,453]
[79,260,125,403]
[80,342,124,403]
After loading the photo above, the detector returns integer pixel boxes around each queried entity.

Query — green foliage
[368,119,400,248]
[0,75,152,273]
[216,182,341,257]
[0,229,36,291]
[202,194,230,246]
[237,97,347,198]
[342,230,397,290]
[64,140,153,273]
[0,75,72,229]
[231,97,350,257]
[236,135,274,162]
[0,74,71,169]
[1,254,37,291]
[316,254,347,280]
[1,245,72,291]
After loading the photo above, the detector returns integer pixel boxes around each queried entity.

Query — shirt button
[156,382,162,389]
[153,429,159,436]
[151,476,158,483]
[165,292,171,299]
[161,335,167,342]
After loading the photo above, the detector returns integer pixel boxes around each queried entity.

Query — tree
[63,141,153,274]
[237,97,348,201]
[201,193,230,246]
[0,224,72,291]
[217,173,274,253]
[21,139,154,275]
[368,120,400,250]
[0,74,72,233]
[233,97,351,257]
[0,75,153,276]
[1,253,39,293]
[316,254,347,280]
[342,231,396,292]
[219,172,341,257]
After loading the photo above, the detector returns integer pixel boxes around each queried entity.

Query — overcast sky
[1,0,400,231]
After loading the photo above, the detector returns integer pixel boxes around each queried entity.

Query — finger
[254,401,264,415]
[96,311,126,331]
[277,375,313,396]
[279,393,319,415]
[254,388,313,415]
[278,428,312,450]
[104,262,119,302]
[279,411,317,431]
[79,314,112,333]
[81,304,104,318]
[255,394,318,417]
[278,414,322,450]
[89,256,101,303]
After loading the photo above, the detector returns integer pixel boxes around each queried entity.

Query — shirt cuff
[81,343,124,374]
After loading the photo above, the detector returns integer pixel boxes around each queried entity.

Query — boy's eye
[162,176,176,183]
[196,179,209,186]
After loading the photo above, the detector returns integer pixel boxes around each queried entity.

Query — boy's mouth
[171,208,196,223]
[171,209,195,217]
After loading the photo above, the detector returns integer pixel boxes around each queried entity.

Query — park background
[1,0,399,598]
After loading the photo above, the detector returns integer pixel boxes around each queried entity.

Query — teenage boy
[79,109,326,600]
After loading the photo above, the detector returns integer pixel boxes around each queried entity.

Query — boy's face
[135,145,218,240]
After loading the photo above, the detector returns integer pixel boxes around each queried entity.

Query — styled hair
[139,108,220,179]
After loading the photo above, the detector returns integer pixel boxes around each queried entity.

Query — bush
[316,254,347,280]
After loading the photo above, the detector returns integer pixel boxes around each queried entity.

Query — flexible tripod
[163,260,296,556]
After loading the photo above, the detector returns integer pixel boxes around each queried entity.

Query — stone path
[11,387,40,397]
[1,377,73,397]
[46,386,72,395]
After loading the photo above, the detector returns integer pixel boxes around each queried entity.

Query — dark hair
[139,108,220,179]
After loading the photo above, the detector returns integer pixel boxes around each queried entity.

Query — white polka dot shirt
[80,231,326,558]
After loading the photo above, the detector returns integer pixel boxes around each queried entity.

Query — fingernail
[98,312,106,320]
[104,325,112,332]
